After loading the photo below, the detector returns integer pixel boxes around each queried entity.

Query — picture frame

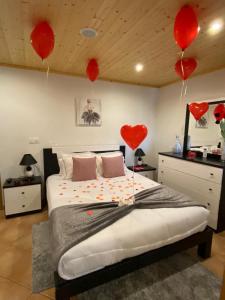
[76,99,101,126]
[195,113,208,129]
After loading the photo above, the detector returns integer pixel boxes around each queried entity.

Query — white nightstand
[3,176,42,217]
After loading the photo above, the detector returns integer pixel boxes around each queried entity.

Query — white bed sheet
[47,172,209,280]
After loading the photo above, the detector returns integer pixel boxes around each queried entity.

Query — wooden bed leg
[197,233,212,259]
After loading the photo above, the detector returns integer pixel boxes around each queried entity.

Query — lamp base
[137,158,143,166]
[24,166,34,177]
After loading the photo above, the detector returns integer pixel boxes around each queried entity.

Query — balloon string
[179,51,185,103]
[46,61,50,80]
[180,80,185,103]
[183,79,188,101]
[132,155,135,198]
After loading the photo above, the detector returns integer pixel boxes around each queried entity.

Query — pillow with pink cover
[102,155,125,178]
[72,157,97,181]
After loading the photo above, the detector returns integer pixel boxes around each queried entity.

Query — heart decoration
[175,58,197,80]
[189,102,209,121]
[214,104,225,124]
[120,125,148,150]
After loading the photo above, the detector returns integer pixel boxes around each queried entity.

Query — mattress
[47,172,209,280]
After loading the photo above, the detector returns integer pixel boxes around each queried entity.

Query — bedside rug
[32,221,221,299]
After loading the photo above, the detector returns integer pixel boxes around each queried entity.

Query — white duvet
[47,172,209,280]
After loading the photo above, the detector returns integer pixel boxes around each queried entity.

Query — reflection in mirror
[188,104,223,154]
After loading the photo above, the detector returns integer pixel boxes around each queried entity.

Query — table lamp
[19,154,37,177]
[135,148,145,166]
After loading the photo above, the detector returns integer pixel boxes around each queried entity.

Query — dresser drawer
[4,185,41,216]
[158,165,220,229]
[158,155,222,184]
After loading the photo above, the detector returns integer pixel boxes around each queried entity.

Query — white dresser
[158,154,224,231]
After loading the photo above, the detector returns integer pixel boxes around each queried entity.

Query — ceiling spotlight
[208,19,223,35]
[80,28,97,38]
[135,63,144,72]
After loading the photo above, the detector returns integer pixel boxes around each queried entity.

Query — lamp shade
[134,148,145,157]
[19,154,37,166]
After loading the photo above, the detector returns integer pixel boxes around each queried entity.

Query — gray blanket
[49,185,204,269]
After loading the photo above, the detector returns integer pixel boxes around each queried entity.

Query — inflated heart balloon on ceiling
[30,21,55,60]
[175,58,197,80]
[86,58,99,82]
[174,5,199,51]
[120,125,148,150]
[189,102,209,121]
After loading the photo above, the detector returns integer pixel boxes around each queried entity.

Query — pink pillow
[102,155,125,178]
[72,157,97,181]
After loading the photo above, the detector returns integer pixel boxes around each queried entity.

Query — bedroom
[0,0,225,299]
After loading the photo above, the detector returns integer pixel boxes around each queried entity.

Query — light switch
[29,137,40,144]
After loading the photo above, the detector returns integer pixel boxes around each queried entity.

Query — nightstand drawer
[4,185,41,215]
[138,171,153,180]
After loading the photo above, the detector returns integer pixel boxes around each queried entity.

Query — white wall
[0,67,159,182]
[155,68,225,163]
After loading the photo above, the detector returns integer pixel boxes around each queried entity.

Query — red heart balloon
[174,5,199,51]
[120,125,148,150]
[86,58,99,82]
[175,58,197,80]
[31,21,55,60]
[189,102,209,121]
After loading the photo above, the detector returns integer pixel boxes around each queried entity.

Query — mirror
[183,100,225,156]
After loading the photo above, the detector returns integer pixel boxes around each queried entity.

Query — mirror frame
[183,99,225,155]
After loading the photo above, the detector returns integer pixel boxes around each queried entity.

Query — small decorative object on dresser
[20,154,37,177]
[3,176,42,217]
[134,148,145,165]
[127,164,156,180]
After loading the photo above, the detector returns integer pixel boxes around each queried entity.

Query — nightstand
[3,176,42,217]
[127,165,156,180]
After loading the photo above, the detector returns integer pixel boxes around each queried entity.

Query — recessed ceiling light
[208,19,223,35]
[80,28,97,38]
[135,63,144,72]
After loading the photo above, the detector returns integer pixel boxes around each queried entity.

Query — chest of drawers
[158,154,224,231]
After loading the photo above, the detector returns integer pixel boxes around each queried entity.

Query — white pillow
[58,158,66,177]
[96,151,126,176]
[62,152,96,179]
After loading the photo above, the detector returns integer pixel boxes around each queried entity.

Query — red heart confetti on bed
[87,210,93,216]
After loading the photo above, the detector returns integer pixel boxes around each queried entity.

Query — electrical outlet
[29,137,40,144]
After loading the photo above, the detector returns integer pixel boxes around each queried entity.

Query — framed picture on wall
[76,99,101,126]
[195,113,208,129]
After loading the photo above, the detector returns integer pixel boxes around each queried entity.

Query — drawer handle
[162,160,164,163]
[21,192,25,195]
[161,171,164,174]
[210,173,214,176]
[22,204,26,208]
[209,188,213,192]
[207,202,210,206]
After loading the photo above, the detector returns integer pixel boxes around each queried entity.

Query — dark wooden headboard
[43,145,126,182]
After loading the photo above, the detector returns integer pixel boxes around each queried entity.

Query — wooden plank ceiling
[0,0,225,87]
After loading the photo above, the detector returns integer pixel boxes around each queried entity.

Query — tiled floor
[0,209,224,300]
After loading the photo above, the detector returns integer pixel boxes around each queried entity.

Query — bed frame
[43,145,213,300]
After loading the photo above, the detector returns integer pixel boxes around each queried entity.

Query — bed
[43,145,213,300]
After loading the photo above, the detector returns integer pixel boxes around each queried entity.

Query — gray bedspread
[49,185,205,269]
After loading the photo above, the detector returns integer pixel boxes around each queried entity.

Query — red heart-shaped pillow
[120,125,148,150]
[189,102,209,121]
